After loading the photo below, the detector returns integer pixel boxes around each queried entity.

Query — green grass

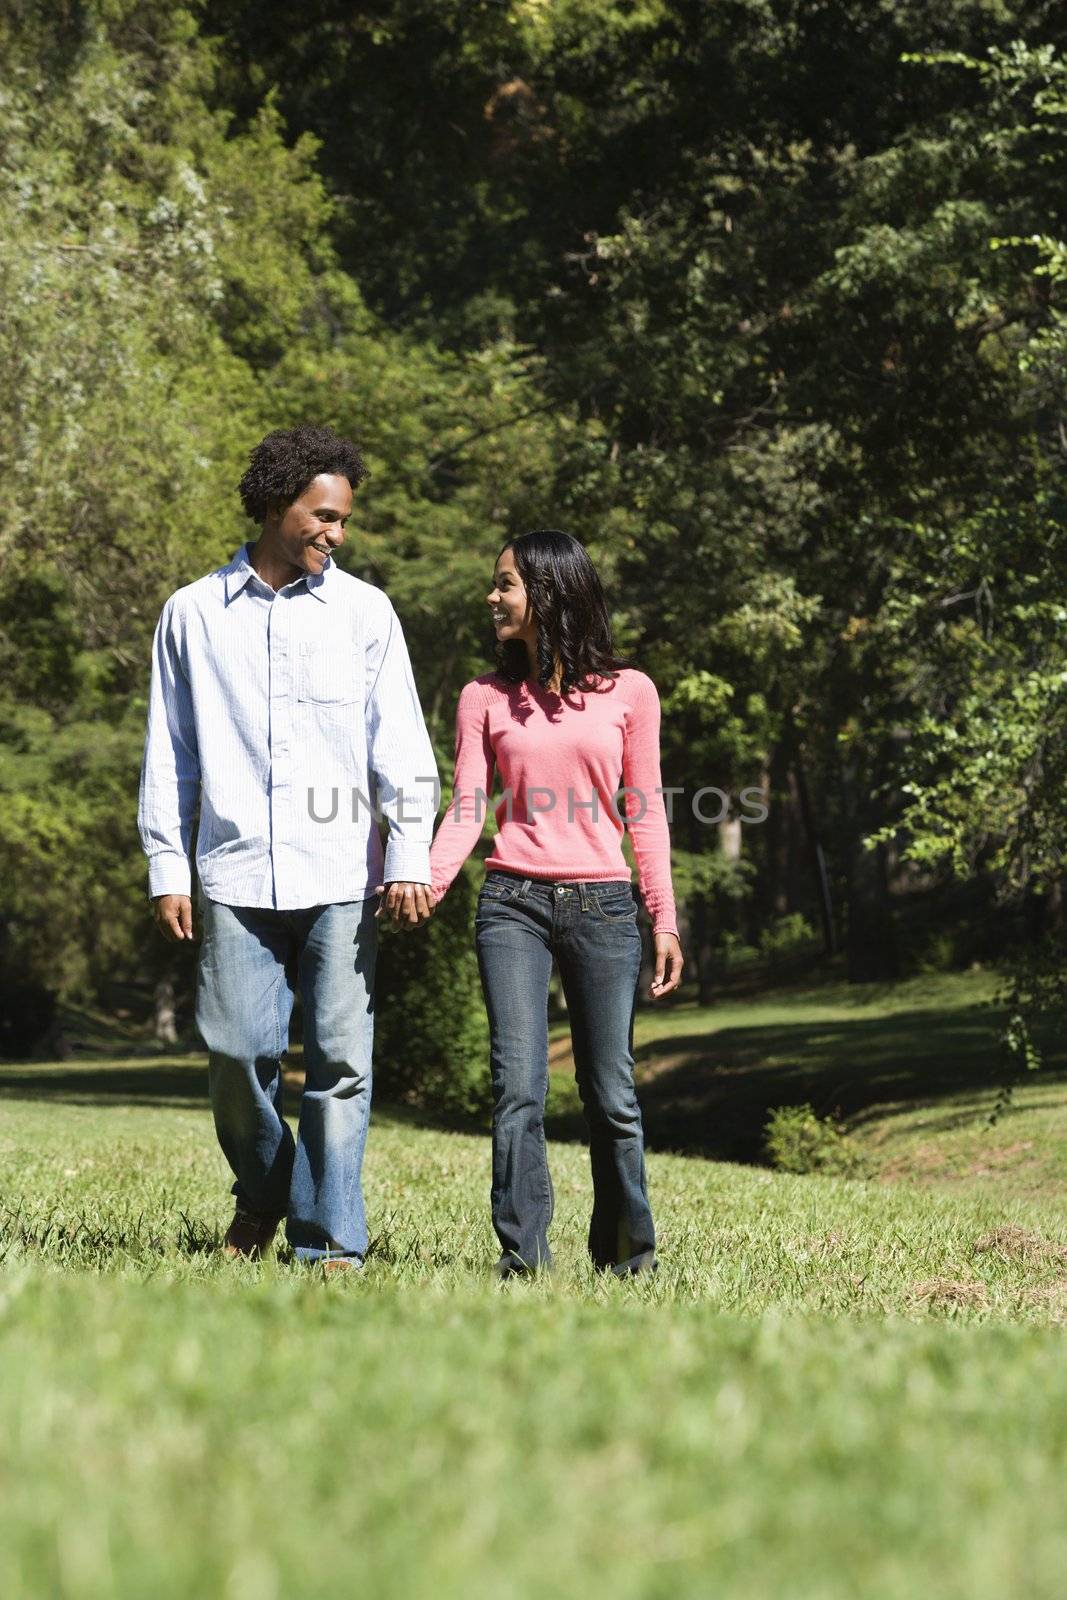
[2,971,1066,1598]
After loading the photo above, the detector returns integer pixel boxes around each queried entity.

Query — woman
[428,530,683,1277]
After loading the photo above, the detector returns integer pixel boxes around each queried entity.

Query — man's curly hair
[237,425,368,522]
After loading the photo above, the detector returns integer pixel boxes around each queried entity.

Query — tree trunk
[153,977,179,1046]
[762,750,790,920]
[840,756,898,982]
[845,837,898,982]
[688,895,716,1004]
[718,816,742,862]
[792,753,837,956]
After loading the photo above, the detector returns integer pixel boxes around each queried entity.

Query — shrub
[758,914,817,964]
[764,1103,866,1177]
[914,930,959,975]
[715,931,760,971]
[373,863,490,1117]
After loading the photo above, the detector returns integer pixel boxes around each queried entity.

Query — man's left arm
[365,598,440,927]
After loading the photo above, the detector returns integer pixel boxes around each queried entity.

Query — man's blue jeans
[195,897,377,1263]
[475,873,656,1276]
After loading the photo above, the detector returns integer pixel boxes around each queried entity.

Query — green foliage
[989,936,1067,1120]
[373,865,490,1117]
[877,44,1067,902]
[765,1103,866,1178]
[713,932,761,972]
[0,1,566,1052]
[5,1,1067,1083]
[669,847,753,906]
[0,692,191,1026]
[913,929,963,976]
[758,913,818,964]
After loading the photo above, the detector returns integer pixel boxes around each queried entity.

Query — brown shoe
[222,1205,282,1260]
[322,1256,361,1277]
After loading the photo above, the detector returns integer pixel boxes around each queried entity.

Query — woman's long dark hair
[495,529,627,692]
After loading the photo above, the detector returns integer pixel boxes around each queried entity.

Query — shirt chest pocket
[297,640,361,712]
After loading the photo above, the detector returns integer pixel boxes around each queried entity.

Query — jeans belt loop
[518,878,532,903]
[577,881,592,913]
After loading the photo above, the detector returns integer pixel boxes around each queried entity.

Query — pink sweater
[429,669,678,936]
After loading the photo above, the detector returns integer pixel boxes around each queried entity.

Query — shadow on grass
[544,1006,1067,1164]
[0,1057,454,1138]
[3,999,1065,1169]
[0,1059,211,1110]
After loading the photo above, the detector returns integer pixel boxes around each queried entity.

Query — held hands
[153,894,193,942]
[375,881,436,931]
[649,932,683,1000]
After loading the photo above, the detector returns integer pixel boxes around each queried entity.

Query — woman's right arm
[429,680,495,904]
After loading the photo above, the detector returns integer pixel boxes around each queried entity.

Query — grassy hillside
[1,971,1065,1598]
[548,971,1067,1194]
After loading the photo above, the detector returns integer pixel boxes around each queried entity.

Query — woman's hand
[649,932,683,999]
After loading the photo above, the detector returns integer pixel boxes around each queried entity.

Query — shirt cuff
[147,853,193,898]
[383,841,432,886]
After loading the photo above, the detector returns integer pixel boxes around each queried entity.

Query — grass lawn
[1,971,1065,1598]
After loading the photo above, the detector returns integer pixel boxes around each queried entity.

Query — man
[139,424,437,1271]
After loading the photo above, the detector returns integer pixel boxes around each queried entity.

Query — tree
[0,0,566,1058]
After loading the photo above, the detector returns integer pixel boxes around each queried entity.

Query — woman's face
[487,547,537,648]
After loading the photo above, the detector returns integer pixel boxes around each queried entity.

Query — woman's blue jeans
[475,873,656,1276]
[195,897,377,1262]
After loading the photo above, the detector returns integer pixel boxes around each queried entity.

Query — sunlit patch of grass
[2,971,1067,1598]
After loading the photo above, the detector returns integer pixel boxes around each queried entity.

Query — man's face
[262,473,353,579]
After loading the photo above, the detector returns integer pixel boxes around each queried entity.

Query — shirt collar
[223,543,332,604]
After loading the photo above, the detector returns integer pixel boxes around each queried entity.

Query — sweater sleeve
[429,680,495,901]
[621,673,678,937]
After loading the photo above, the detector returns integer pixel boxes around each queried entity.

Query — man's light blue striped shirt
[138,545,439,908]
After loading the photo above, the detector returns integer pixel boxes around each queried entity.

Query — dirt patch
[966,1140,1035,1178]
[630,1047,738,1085]
[909,1277,990,1311]
[973,1225,1067,1267]
[878,1138,1041,1189]
[877,1142,959,1186]
[548,1039,575,1072]
[800,1230,847,1258]
[1020,1284,1067,1322]
[548,1041,713,1079]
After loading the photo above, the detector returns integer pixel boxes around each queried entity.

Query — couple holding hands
[139,425,683,1278]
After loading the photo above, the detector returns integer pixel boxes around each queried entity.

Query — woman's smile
[487,546,535,641]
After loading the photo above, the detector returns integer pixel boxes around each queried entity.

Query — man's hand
[375,881,436,930]
[649,932,683,1000]
[153,894,193,942]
